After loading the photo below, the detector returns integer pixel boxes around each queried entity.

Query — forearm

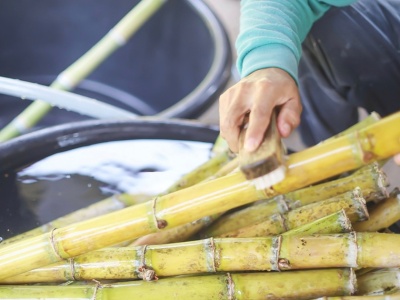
[236,0,357,82]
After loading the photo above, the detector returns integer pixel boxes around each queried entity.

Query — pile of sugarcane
[0,112,400,299]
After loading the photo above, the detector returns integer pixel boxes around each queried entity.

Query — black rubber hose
[0,119,220,172]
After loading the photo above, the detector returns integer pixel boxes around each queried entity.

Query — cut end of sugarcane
[250,165,286,190]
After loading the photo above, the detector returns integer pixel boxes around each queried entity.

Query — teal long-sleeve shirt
[236,0,357,83]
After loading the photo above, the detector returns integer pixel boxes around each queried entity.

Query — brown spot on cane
[156,219,168,229]
[278,258,291,270]
[151,197,168,230]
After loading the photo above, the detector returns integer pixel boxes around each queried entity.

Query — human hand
[394,154,400,165]
[219,68,302,153]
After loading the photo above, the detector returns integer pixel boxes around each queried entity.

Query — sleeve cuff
[239,44,300,85]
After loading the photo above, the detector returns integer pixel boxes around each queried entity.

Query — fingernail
[244,137,258,152]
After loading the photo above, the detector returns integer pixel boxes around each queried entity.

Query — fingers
[244,85,275,152]
[394,154,400,165]
[219,68,301,153]
[277,96,302,138]
[219,84,251,153]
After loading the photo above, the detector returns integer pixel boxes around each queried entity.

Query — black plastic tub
[0,0,232,129]
[0,118,219,239]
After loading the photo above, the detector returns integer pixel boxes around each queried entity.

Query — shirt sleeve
[236,0,358,83]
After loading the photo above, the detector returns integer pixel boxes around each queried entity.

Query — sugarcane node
[138,265,158,281]
[49,228,64,260]
[157,219,168,229]
[225,272,235,300]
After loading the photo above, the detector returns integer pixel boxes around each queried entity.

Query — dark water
[0,140,212,239]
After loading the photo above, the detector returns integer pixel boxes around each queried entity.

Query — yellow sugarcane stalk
[354,188,400,232]
[0,269,355,299]
[323,112,381,143]
[217,188,367,238]
[357,268,400,296]
[281,161,389,204]
[159,112,385,242]
[165,150,232,193]
[2,146,230,247]
[203,165,383,237]
[0,112,399,280]
[0,193,150,246]
[282,209,353,236]
[316,295,400,300]
[0,210,353,284]
[0,0,166,141]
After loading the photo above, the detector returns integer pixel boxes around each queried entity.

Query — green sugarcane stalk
[2,145,231,247]
[152,112,384,243]
[203,163,388,236]
[0,0,166,142]
[0,193,150,246]
[202,163,385,237]
[0,112,399,280]
[357,268,400,296]
[0,210,352,284]
[215,187,367,238]
[315,295,400,300]
[165,150,232,193]
[354,188,400,232]
[0,269,356,299]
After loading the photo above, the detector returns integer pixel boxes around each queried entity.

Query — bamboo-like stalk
[210,135,230,154]
[0,193,151,246]
[354,188,400,232]
[282,209,353,236]
[0,0,166,142]
[0,112,399,280]
[316,294,400,299]
[0,210,353,284]
[132,149,355,246]
[2,145,230,247]
[130,214,220,246]
[165,150,232,193]
[280,162,389,204]
[322,112,381,143]
[0,269,356,300]
[217,188,367,238]
[203,164,386,237]
[357,268,400,296]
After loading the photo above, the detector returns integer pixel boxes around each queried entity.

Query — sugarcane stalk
[0,112,399,280]
[322,112,381,143]
[357,268,400,296]
[354,188,400,232]
[0,0,166,142]
[316,295,400,299]
[130,214,220,246]
[0,269,356,299]
[202,163,385,237]
[282,162,388,204]
[211,135,230,154]
[0,193,151,246]
[0,210,353,284]
[282,209,353,236]
[216,188,367,238]
[2,145,230,247]
[142,113,387,243]
[165,150,232,193]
